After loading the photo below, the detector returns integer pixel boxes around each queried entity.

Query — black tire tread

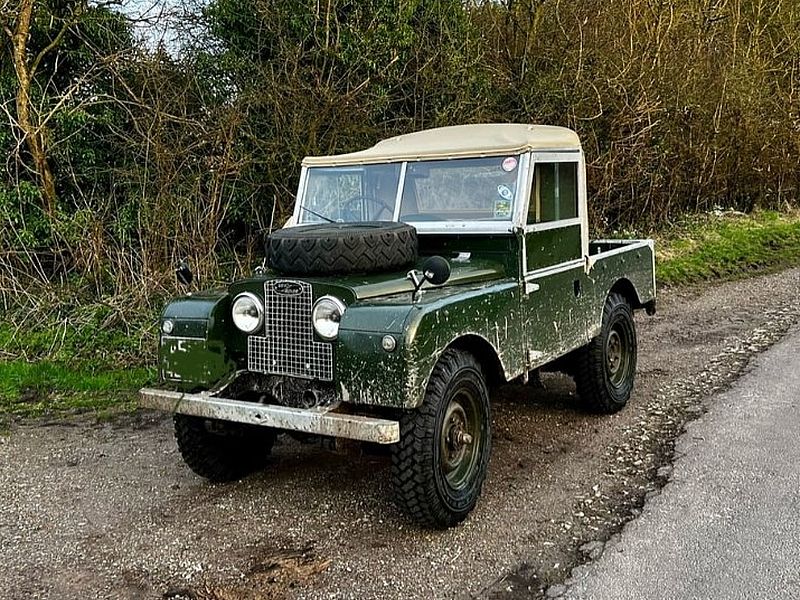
[267,222,417,275]
[390,349,491,528]
[574,292,637,414]
[173,415,275,482]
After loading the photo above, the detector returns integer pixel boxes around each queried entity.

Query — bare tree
[3,0,91,216]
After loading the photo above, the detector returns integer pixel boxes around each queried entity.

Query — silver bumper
[139,388,400,444]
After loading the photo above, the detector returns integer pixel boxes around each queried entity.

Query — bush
[1,0,798,329]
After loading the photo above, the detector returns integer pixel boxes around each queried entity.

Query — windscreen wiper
[299,205,335,223]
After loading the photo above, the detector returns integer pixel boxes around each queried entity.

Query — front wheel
[173,415,276,482]
[391,349,491,528]
[574,292,638,413]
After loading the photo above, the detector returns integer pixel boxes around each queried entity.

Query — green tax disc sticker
[494,198,512,218]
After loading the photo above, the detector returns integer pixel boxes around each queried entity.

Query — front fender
[335,302,414,407]
[402,280,525,408]
[335,280,525,409]
[159,292,237,390]
[336,281,525,409]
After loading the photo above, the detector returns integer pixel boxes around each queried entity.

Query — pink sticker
[502,157,518,172]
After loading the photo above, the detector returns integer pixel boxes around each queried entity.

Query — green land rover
[141,124,656,528]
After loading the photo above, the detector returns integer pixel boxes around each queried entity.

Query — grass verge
[0,301,157,421]
[0,361,155,420]
[655,210,800,285]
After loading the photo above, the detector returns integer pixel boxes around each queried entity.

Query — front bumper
[139,388,400,444]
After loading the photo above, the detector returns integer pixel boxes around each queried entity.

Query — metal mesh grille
[247,280,333,381]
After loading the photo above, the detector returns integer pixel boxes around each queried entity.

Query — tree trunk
[11,0,58,217]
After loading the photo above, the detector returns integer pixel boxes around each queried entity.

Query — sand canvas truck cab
[141,124,656,528]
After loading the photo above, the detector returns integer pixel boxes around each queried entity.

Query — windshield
[298,155,521,224]
[298,164,401,224]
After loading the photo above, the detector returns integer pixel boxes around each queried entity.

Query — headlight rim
[161,319,175,334]
[312,295,346,341]
[231,291,264,334]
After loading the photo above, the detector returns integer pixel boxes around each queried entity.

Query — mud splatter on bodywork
[155,242,655,411]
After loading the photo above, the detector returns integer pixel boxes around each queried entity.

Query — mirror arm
[406,269,425,303]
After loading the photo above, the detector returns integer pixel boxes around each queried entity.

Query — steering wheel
[341,195,393,221]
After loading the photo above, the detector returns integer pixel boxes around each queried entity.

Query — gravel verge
[0,267,798,600]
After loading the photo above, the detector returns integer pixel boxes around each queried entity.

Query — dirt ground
[1,267,798,600]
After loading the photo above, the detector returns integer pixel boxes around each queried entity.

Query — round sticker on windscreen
[497,184,514,200]
[501,156,518,172]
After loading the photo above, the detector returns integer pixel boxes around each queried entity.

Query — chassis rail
[140,388,400,444]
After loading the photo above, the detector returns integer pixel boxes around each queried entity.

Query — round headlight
[312,296,346,340]
[231,292,264,333]
[161,319,174,334]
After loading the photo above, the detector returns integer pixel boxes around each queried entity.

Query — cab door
[520,151,590,368]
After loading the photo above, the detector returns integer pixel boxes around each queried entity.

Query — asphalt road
[564,326,800,600]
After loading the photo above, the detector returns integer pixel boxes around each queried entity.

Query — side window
[527,162,578,224]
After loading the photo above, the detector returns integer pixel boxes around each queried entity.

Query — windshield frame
[292,153,533,234]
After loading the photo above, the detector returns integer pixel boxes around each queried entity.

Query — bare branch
[29,6,84,79]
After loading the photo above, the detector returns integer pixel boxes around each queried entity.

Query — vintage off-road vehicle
[141,124,656,528]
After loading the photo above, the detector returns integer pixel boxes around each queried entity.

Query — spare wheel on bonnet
[266,222,418,275]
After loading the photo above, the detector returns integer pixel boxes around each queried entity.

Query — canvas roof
[301,123,581,166]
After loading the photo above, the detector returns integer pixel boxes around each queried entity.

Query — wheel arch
[443,333,507,390]
[609,277,644,309]
[587,277,644,340]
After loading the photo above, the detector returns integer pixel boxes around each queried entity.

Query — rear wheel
[173,415,276,482]
[574,292,637,413]
[391,349,491,528]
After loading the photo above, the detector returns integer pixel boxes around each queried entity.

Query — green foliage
[2,1,138,260]
[0,298,157,418]
[0,360,151,418]
[0,181,48,246]
[4,0,799,291]
[477,0,800,229]
[0,302,154,367]
[198,0,493,221]
[656,211,800,285]
[2,0,800,419]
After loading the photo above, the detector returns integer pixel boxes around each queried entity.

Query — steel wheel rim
[440,391,480,490]
[606,324,630,386]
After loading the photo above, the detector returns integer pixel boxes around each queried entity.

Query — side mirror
[407,255,451,301]
[175,259,193,286]
[422,255,451,285]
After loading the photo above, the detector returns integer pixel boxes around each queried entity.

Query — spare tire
[267,222,418,275]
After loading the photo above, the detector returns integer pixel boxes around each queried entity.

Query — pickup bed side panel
[585,240,656,336]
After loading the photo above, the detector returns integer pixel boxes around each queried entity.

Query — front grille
[247,280,333,381]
